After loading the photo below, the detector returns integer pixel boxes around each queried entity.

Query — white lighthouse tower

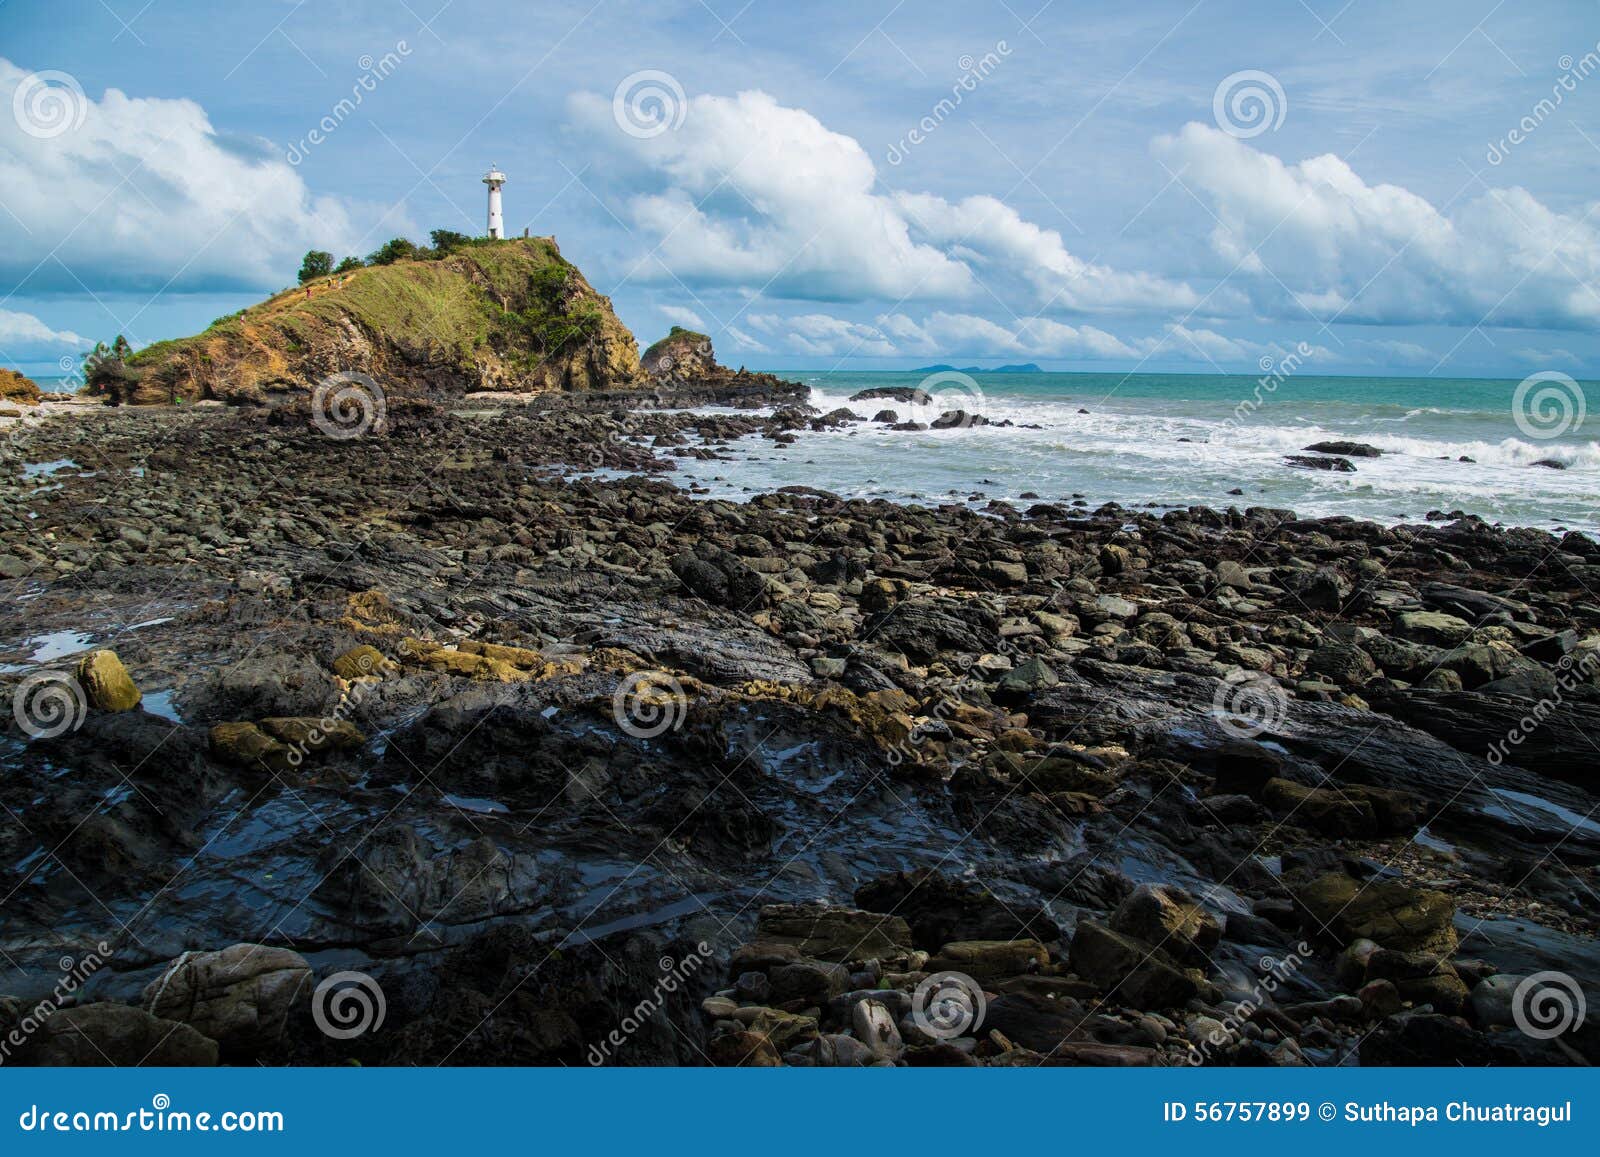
[483,165,506,239]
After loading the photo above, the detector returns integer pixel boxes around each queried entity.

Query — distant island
[909,363,1042,374]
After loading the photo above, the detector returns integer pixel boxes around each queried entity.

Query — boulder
[74,649,141,712]
[332,644,394,679]
[1068,920,1199,1008]
[141,943,313,1060]
[926,939,1048,980]
[1292,872,1457,955]
[1259,778,1374,836]
[1285,454,1355,472]
[706,1030,781,1066]
[1303,440,1381,457]
[6,1003,218,1066]
[854,869,1059,950]
[1109,883,1220,964]
[769,960,850,1002]
[754,903,914,963]
[1304,642,1376,686]
[1394,610,1473,648]
[851,999,904,1060]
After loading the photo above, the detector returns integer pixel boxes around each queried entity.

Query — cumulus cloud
[747,312,897,357]
[0,307,89,355]
[0,59,375,293]
[657,305,706,329]
[573,88,1195,311]
[738,307,1304,366]
[1153,122,1600,330]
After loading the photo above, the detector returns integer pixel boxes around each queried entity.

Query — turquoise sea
[668,370,1600,535]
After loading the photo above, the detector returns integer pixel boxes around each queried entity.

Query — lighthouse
[483,165,506,239]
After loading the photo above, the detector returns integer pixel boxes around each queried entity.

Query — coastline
[1,390,1597,1067]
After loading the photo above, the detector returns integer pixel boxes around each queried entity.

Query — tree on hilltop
[429,229,473,254]
[297,250,334,283]
[367,238,419,266]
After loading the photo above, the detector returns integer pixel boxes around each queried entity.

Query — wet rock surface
[0,391,1596,1067]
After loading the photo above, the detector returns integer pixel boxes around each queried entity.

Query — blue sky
[2,0,1599,377]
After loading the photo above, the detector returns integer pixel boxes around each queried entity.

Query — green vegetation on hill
[110,237,642,404]
[642,325,711,364]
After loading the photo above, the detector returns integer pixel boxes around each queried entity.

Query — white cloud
[574,88,1194,311]
[748,311,897,357]
[0,59,377,293]
[1153,122,1600,330]
[0,307,89,354]
[741,307,1299,366]
[658,305,706,329]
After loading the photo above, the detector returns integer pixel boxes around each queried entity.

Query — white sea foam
[673,382,1600,534]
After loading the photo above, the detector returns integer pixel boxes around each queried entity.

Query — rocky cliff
[100,238,644,405]
[0,369,40,407]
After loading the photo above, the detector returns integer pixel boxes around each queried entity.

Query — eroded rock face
[3,1004,218,1066]
[141,944,312,1061]
[0,368,41,407]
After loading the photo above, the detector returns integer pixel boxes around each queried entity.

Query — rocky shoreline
[1,386,1597,1067]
